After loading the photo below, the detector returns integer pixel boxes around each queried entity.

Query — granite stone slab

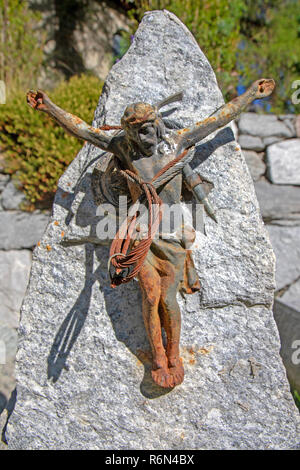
[267,139,300,185]
[5,10,300,450]
[0,211,50,250]
[254,180,300,224]
[266,225,300,291]
[239,113,294,139]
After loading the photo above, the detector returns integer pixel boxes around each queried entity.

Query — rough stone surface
[239,113,294,139]
[5,10,300,450]
[296,116,300,138]
[263,136,283,147]
[267,139,300,185]
[273,299,300,394]
[238,134,265,151]
[231,120,238,141]
[0,211,50,250]
[242,150,265,181]
[0,181,26,210]
[35,0,131,89]
[254,180,300,224]
[280,279,300,312]
[0,327,18,412]
[0,250,32,329]
[0,250,32,441]
[266,225,300,291]
[278,115,297,137]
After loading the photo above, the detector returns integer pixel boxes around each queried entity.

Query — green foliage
[239,0,300,113]
[0,74,103,207]
[128,0,246,100]
[293,390,300,411]
[125,0,300,112]
[114,31,133,63]
[0,0,45,94]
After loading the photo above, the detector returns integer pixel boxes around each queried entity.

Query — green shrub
[127,0,300,113]
[0,0,45,95]
[128,0,246,102]
[293,390,300,411]
[0,74,103,207]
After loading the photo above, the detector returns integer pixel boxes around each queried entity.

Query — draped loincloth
[145,226,201,295]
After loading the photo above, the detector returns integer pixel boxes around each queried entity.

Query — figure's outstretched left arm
[176,78,275,151]
[27,90,117,152]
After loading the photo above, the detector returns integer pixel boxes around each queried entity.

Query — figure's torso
[113,134,182,205]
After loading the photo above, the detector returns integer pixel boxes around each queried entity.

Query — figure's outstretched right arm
[175,78,276,152]
[27,90,116,152]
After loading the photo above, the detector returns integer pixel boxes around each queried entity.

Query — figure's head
[121,102,165,155]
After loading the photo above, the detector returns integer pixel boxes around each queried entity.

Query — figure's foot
[151,357,184,388]
[151,356,176,388]
[151,367,175,388]
[168,357,184,386]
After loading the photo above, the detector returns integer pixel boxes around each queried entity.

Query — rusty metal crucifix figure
[27,77,275,389]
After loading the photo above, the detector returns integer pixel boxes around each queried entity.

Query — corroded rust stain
[195,116,216,126]
[69,114,83,125]
[198,345,214,355]
[177,128,189,134]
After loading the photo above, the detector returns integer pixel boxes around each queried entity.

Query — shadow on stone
[0,392,7,416]
[47,244,100,383]
[191,127,235,169]
[1,388,17,445]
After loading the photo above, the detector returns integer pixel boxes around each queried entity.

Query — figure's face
[130,122,158,156]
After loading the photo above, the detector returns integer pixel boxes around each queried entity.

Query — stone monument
[4,10,300,449]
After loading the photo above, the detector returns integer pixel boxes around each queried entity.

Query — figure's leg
[159,284,184,386]
[138,261,175,388]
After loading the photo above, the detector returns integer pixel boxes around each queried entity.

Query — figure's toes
[164,373,175,388]
[151,368,175,389]
[172,371,184,385]
[168,360,184,386]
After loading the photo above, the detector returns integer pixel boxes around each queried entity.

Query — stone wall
[0,158,49,426]
[234,113,300,303]
[235,112,300,395]
[0,109,299,445]
[29,0,131,89]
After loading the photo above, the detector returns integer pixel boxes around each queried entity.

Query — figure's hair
[99,92,183,137]
[121,102,165,139]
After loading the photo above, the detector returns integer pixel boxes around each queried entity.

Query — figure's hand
[26,90,51,112]
[251,78,276,99]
